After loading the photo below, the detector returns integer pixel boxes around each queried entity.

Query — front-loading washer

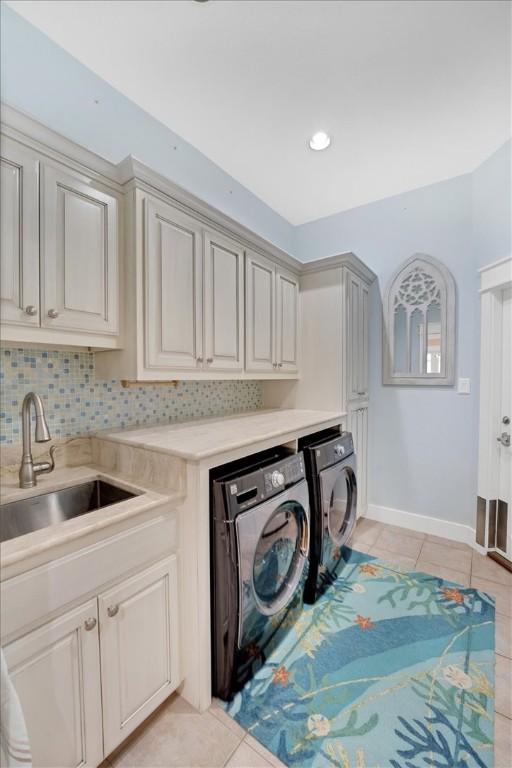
[211,448,310,700]
[300,430,358,604]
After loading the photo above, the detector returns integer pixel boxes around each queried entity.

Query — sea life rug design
[225,547,496,768]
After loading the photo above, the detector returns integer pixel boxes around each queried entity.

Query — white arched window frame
[383,254,456,386]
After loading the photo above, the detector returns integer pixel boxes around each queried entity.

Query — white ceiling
[7,0,511,225]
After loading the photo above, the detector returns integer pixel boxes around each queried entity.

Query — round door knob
[334,444,346,457]
[47,308,59,319]
[84,617,97,631]
[197,357,203,363]
[107,604,119,618]
[25,305,38,316]
[271,470,285,488]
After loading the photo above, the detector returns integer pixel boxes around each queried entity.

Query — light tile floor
[103,519,512,768]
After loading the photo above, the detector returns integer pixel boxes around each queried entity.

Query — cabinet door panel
[41,164,119,334]
[348,406,368,517]
[360,283,369,398]
[204,231,244,371]
[245,251,275,372]
[3,600,103,768]
[0,138,39,325]
[99,556,180,755]
[347,272,362,401]
[145,199,203,369]
[276,268,299,373]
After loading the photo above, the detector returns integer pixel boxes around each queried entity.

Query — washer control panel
[264,454,304,495]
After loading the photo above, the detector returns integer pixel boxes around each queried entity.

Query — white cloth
[0,648,32,767]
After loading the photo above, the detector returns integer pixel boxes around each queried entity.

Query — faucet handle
[34,445,56,476]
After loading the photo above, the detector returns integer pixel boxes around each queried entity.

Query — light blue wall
[296,176,478,527]
[472,140,511,268]
[0,4,294,255]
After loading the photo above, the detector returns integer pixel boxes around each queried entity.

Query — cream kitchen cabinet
[99,555,180,755]
[145,197,203,370]
[345,269,369,403]
[245,250,299,375]
[203,230,244,371]
[0,135,121,347]
[3,599,104,768]
[40,164,119,336]
[0,137,40,327]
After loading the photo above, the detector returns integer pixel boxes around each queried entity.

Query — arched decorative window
[383,254,456,385]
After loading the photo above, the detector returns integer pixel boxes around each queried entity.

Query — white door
[99,556,180,755]
[276,268,299,373]
[245,250,275,373]
[203,230,244,371]
[0,137,40,326]
[498,287,511,560]
[145,198,203,370]
[3,599,103,768]
[40,164,119,335]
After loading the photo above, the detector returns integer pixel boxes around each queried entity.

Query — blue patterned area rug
[225,547,495,768]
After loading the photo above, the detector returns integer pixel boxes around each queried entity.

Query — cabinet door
[99,556,180,755]
[245,250,275,373]
[204,230,244,371]
[0,137,40,326]
[41,164,119,334]
[145,198,203,369]
[359,282,369,398]
[276,268,299,373]
[346,271,363,402]
[348,406,368,517]
[3,599,103,768]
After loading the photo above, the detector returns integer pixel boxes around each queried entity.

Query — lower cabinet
[99,556,180,755]
[3,599,103,768]
[3,555,180,767]
[348,405,368,517]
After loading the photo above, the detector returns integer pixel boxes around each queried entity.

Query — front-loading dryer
[300,430,357,604]
[211,449,309,700]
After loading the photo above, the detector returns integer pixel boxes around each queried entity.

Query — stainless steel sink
[0,480,138,544]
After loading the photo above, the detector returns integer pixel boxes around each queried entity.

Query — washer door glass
[322,459,357,547]
[253,500,308,612]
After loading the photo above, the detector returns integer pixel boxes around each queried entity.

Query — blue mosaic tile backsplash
[0,348,263,444]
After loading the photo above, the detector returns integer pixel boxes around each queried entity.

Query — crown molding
[300,251,377,283]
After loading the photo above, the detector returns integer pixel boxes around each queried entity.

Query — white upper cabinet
[245,251,275,373]
[203,230,244,371]
[98,556,180,755]
[144,197,203,370]
[41,164,119,335]
[346,269,369,402]
[245,251,299,375]
[276,268,299,373]
[0,137,40,326]
[3,599,104,768]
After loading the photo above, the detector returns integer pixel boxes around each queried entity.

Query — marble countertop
[1,465,183,571]
[99,408,345,461]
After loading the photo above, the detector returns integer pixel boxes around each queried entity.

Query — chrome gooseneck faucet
[19,392,56,489]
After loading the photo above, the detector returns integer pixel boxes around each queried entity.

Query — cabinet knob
[206,358,213,364]
[272,363,277,368]
[25,305,38,316]
[84,617,97,631]
[278,363,283,368]
[196,357,203,363]
[107,604,119,618]
[357,391,366,396]
[47,308,59,319]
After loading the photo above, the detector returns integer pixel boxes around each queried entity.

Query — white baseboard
[366,503,486,553]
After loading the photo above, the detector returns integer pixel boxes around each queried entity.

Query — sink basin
[0,480,138,544]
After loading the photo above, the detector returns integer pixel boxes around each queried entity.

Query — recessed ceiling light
[309,131,331,151]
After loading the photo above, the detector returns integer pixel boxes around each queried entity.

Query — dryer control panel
[214,452,306,520]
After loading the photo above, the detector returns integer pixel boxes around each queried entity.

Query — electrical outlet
[458,378,471,394]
